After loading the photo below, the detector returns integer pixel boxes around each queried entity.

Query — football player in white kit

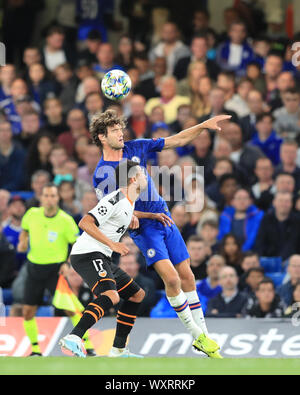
[59,160,148,358]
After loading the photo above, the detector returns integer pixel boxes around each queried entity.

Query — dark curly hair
[89,109,126,148]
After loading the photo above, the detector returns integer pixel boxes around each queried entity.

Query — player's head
[115,160,148,193]
[41,183,60,210]
[90,109,126,150]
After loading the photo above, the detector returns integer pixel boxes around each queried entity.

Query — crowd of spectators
[1,1,300,319]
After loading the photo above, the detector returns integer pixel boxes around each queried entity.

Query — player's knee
[129,288,145,303]
[102,290,120,305]
[165,275,181,292]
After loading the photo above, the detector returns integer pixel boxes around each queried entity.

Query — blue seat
[265,272,286,288]
[2,289,13,305]
[10,191,34,201]
[36,306,54,317]
[260,257,283,273]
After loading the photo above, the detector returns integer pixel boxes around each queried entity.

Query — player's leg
[59,252,118,357]
[22,261,48,357]
[109,265,145,358]
[175,258,208,335]
[153,259,205,340]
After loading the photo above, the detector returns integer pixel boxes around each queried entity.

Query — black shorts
[70,251,141,300]
[23,261,62,306]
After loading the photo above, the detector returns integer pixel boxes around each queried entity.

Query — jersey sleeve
[140,138,165,154]
[88,197,116,227]
[21,209,32,232]
[65,216,80,244]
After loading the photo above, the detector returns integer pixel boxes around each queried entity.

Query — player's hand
[200,115,232,131]
[129,215,139,230]
[59,263,71,276]
[111,242,130,256]
[152,213,174,227]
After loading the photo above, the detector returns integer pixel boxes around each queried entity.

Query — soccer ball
[101,69,132,101]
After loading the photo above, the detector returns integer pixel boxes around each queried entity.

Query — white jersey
[71,189,135,257]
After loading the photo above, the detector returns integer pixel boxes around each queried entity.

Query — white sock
[185,290,208,335]
[167,290,202,339]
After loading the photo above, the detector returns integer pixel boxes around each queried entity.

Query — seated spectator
[275,173,295,195]
[42,26,75,72]
[0,189,11,224]
[225,77,253,118]
[177,60,208,99]
[250,113,283,166]
[2,195,27,270]
[284,281,300,318]
[239,267,265,297]
[252,157,275,211]
[76,76,101,105]
[278,255,300,306]
[273,88,300,141]
[254,192,300,260]
[240,89,266,142]
[246,61,265,94]
[274,140,300,192]
[126,94,151,139]
[213,137,233,160]
[58,180,82,217]
[197,220,220,255]
[149,104,165,126]
[263,53,283,105]
[206,266,248,317]
[270,71,296,112]
[216,173,239,212]
[219,233,244,276]
[0,121,25,191]
[84,92,104,125]
[218,188,264,251]
[239,251,261,283]
[144,76,190,124]
[22,47,42,80]
[134,56,165,101]
[42,98,68,137]
[0,78,40,136]
[196,254,224,312]
[198,86,239,127]
[17,109,42,150]
[243,278,285,318]
[216,20,254,77]
[77,29,102,66]
[115,34,135,71]
[28,63,57,106]
[186,235,210,281]
[26,131,55,182]
[25,170,51,209]
[49,144,69,181]
[169,104,192,134]
[222,122,264,183]
[119,253,157,317]
[170,203,189,241]
[174,33,220,81]
[190,76,212,119]
[93,43,123,80]
[54,63,78,114]
[0,64,16,102]
[149,22,190,76]
[62,159,93,202]
[77,143,101,188]
[58,109,89,157]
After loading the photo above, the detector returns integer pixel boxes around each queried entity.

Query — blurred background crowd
[1,0,300,320]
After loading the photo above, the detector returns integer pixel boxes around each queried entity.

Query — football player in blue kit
[91,110,231,357]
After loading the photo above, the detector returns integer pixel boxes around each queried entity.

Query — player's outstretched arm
[163,114,232,149]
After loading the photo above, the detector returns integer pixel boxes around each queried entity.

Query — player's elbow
[78,215,94,232]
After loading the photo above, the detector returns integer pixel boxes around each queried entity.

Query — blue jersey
[76,0,113,41]
[93,138,167,219]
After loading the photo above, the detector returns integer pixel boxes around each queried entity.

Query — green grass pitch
[0,357,299,375]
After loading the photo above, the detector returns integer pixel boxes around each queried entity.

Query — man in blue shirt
[91,109,230,357]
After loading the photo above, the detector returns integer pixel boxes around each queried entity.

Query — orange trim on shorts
[84,310,98,323]
[116,319,134,327]
[118,311,136,319]
[91,278,116,293]
[117,278,133,293]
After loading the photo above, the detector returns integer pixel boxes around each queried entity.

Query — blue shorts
[130,220,190,267]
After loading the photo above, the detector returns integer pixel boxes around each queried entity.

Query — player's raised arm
[163,114,232,149]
